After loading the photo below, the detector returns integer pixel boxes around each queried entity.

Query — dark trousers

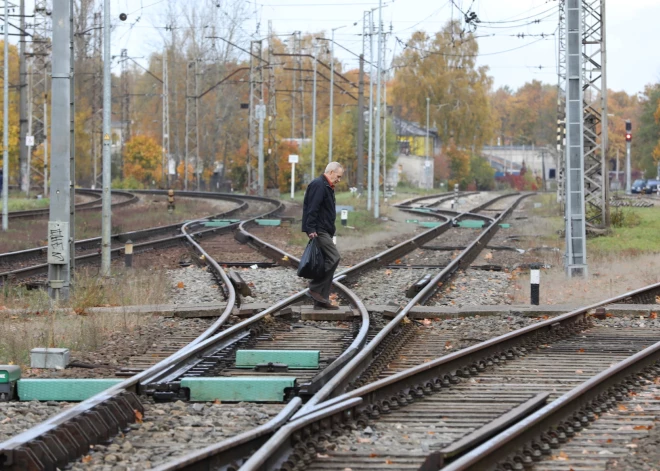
[309,231,341,300]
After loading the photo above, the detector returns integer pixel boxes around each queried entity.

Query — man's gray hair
[325,162,343,173]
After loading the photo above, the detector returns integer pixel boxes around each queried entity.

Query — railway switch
[0,365,21,401]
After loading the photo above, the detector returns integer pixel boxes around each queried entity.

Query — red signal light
[625,133,632,142]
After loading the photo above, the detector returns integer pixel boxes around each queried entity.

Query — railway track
[0,190,269,283]
[5,188,137,220]
[3,191,512,469]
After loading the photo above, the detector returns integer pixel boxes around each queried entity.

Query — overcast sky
[18,0,660,96]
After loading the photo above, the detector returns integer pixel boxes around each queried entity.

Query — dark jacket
[302,174,336,236]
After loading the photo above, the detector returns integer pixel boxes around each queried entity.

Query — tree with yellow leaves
[123,135,163,187]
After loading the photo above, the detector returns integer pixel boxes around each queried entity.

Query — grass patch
[0,267,168,366]
[589,207,660,254]
[7,196,50,211]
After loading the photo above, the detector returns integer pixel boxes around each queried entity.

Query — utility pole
[248,40,264,193]
[373,0,382,218]
[564,0,587,277]
[311,42,317,179]
[366,10,374,210]
[120,48,129,179]
[356,54,365,194]
[1,0,9,232]
[426,97,430,190]
[625,120,632,194]
[298,32,305,141]
[68,0,75,276]
[257,100,265,196]
[382,60,388,194]
[267,21,278,189]
[47,0,72,298]
[185,60,199,191]
[19,0,28,194]
[91,11,101,188]
[328,25,346,164]
[290,33,296,140]
[101,0,112,276]
[162,49,170,187]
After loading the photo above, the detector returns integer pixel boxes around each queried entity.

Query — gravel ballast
[0,401,73,441]
[69,399,284,470]
[168,266,225,305]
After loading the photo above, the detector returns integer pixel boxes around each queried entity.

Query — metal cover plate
[235,350,320,369]
[181,377,297,402]
[17,379,123,401]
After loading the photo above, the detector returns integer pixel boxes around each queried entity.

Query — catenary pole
[357,54,365,195]
[1,0,9,232]
[311,43,317,179]
[47,0,72,299]
[373,0,382,218]
[328,28,335,164]
[19,0,27,194]
[101,0,112,275]
[367,11,374,210]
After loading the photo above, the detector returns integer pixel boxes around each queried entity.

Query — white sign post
[289,154,299,199]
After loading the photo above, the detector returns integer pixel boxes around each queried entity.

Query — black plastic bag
[297,238,325,279]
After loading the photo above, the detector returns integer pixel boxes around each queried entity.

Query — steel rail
[6,189,137,220]
[245,282,660,471]
[137,192,520,471]
[0,194,284,470]
[0,191,277,283]
[442,339,660,471]
[0,193,246,269]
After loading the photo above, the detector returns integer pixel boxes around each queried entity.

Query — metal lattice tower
[30,1,50,153]
[185,60,199,190]
[267,21,278,189]
[248,40,264,192]
[556,0,566,205]
[120,48,130,176]
[564,0,587,277]
[582,0,608,226]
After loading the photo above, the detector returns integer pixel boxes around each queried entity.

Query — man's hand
[308,232,318,239]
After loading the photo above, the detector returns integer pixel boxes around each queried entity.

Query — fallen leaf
[484,252,493,260]
[177,281,185,289]
[607,439,613,443]
[445,341,453,350]
[617,404,628,412]
[422,319,432,326]
[577,348,585,353]
[282,255,289,261]
[557,451,569,460]
[427,431,435,435]
[214,399,222,404]
[575,370,583,374]
[385,269,392,276]
[134,409,143,424]
[357,438,371,443]
[0,417,10,424]
[317,453,329,458]
[651,312,657,319]
[634,405,644,412]
[633,425,653,430]
[370,453,379,458]
[385,459,394,465]
[82,455,92,464]
[394,259,402,265]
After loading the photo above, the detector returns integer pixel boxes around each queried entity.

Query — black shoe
[314,301,340,310]
[307,290,327,304]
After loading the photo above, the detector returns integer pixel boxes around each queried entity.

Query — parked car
[644,179,660,194]
[631,179,647,194]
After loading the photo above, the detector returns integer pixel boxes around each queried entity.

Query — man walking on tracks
[302,162,344,310]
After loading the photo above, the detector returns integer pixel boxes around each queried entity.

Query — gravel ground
[238,267,309,303]
[23,317,215,379]
[429,269,514,306]
[0,401,73,441]
[68,399,284,470]
[347,268,428,306]
[168,266,225,305]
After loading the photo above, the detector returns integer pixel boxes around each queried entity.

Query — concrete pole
[44,98,48,196]
[373,0,382,218]
[625,141,631,195]
[2,0,9,231]
[357,54,365,194]
[328,29,335,164]
[47,0,72,298]
[382,54,387,195]
[311,44,317,179]
[366,11,374,210]
[426,97,430,189]
[26,61,32,195]
[101,0,112,275]
[257,101,265,196]
[19,0,28,194]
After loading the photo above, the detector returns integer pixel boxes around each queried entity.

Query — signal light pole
[625,119,632,195]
